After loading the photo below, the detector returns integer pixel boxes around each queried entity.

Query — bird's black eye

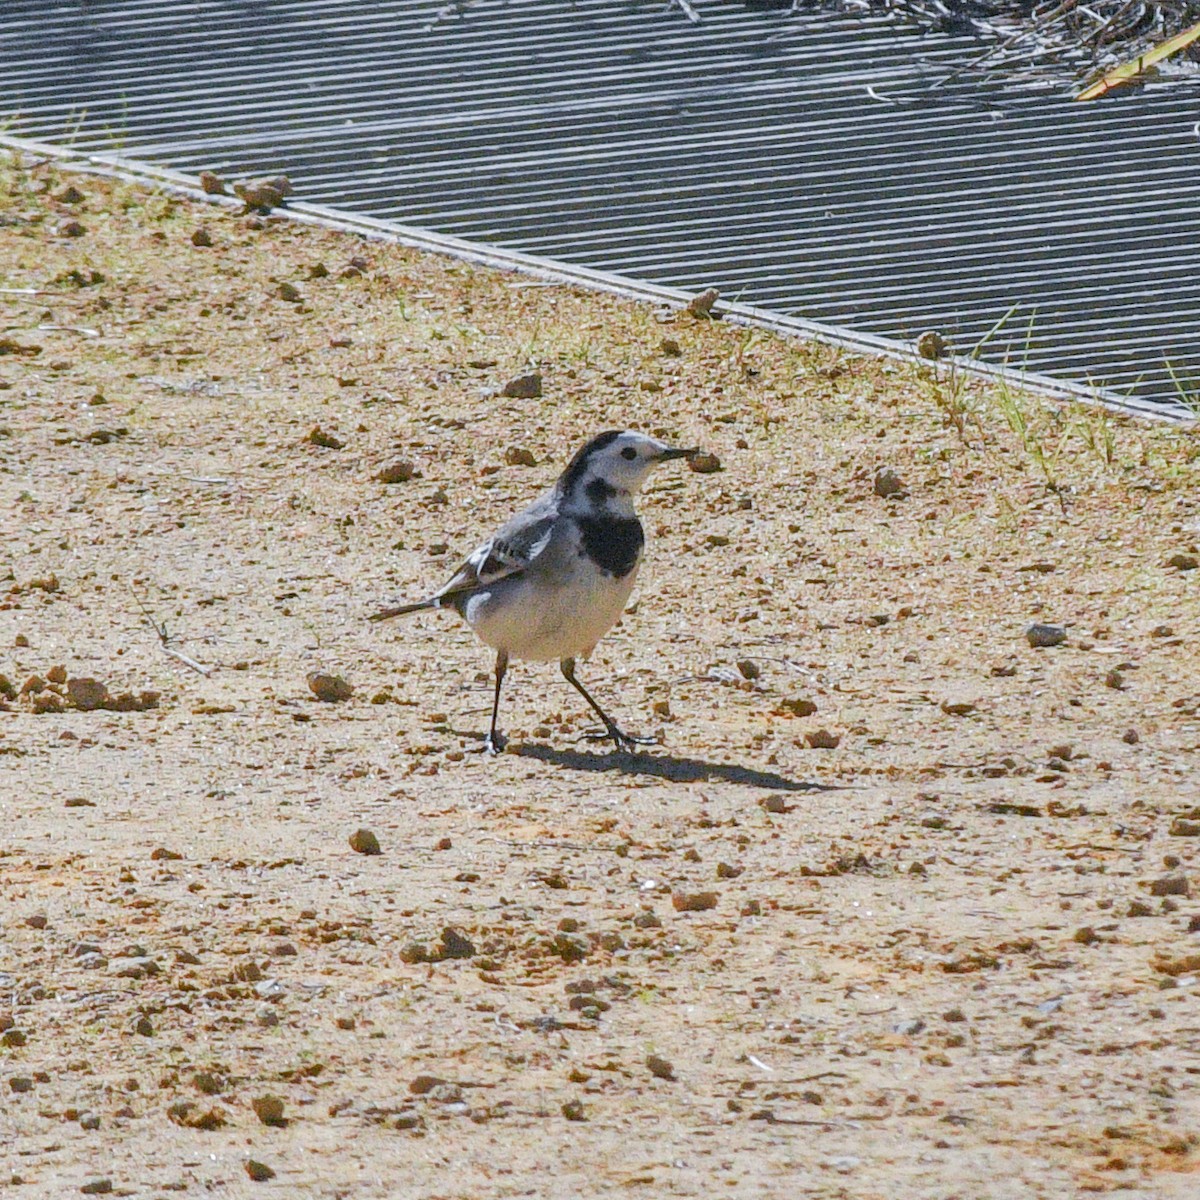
[621,447,637,460]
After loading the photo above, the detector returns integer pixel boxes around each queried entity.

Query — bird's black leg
[560,657,655,751]
[483,650,509,755]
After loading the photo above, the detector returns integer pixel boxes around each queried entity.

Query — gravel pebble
[251,1094,286,1126]
[1026,623,1067,648]
[645,1054,676,1080]
[502,372,542,399]
[308,672,353,703]
[348,828,381,855]
[1149,873,1190,897]
[245,1160,276,1182]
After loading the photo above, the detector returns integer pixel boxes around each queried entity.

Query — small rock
[166,1100,226,1129]
[632,911,661,928]
[1105,669,1125,690]
[60,220,86,238]
[245,1160,276,1182]
[67,677,111,711]
[375,460,417,484]
[193,1070,225,1095]
[645,1054,675,1080]
[198,171,227,195]
[916,330,950,360]
[46,664,67,684]
[150,847,183,861]
[806,728,841,749]
[307,672,353,703]
[940,699,977,716]
[438,927,476,960]
[779,697,817,718]
[409,1074,449,1095]
[20,675,44,696]
[548,932,590,962]
[348,828,381,856]
[561,1099,586,1121]
[672,891,718,913]
[759,794,791,814]
[660,337,682,356]
[1073,926,1099,945]
[1026,623,1067,648]
[251,1094,286,1126]
[1167,553,1198,572]
[874,468,908,499]
[133,1015,153,1036]
[1128,900,1153,918]
[1,1029,28,1047]
[1169,818,1200,837]
[277,281,302,303]
[686,287,720,318]
[335,1015,356,1031]
[9,1075,34,1093]
[1149,873,1190,897]
[191,227,213,247]
[56,185,86,204]
[893,1018,925,1036]
[736,659,760,680]
[24,913,47,930]
[715,861,743,879]
[1122,729,1140,745]
[233,179,288,212]
[502,372,542,399]
[504,445,538,467]
[80,1180,113,1195]
[305,425,344,449]
[687,451,722,474]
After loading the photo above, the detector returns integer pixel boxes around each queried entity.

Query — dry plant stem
[129,585,213,676]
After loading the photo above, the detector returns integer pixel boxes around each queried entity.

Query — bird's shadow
[511,741,839,792]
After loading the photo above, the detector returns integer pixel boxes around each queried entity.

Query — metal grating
[2,0,1200,415]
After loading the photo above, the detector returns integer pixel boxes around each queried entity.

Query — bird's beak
[656,446,699,462]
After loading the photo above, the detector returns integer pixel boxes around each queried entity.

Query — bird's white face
[576,430,695,497]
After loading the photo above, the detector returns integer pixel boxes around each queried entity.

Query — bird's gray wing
[431,494,559,604]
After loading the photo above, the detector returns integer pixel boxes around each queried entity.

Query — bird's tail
[368,597,439,622]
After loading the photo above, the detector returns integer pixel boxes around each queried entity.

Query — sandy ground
[2,154,1200,1199]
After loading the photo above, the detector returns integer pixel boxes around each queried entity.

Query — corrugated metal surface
[2,0,1199,415]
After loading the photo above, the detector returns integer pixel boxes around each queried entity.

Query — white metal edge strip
[1,132,1191,425]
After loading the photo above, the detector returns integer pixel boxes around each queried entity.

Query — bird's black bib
[576,516,644,578]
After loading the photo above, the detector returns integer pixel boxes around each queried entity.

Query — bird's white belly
[463,566,638,662]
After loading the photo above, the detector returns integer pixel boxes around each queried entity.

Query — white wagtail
[370,429,697,754]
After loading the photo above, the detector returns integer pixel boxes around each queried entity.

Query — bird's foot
[481,731,508,756]
[583,724,656,752]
